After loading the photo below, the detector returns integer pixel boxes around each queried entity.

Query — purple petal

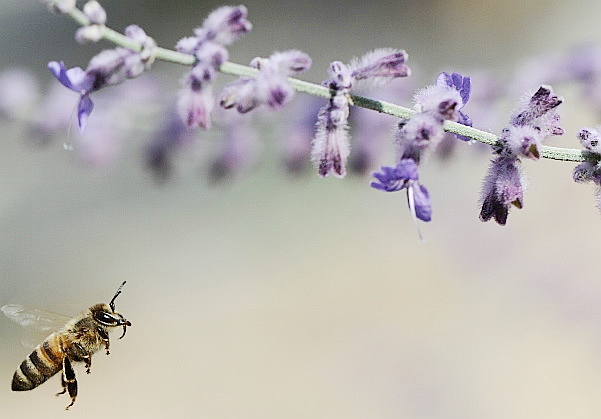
[437,72,471,106]
[48,61,78,91]
[77,94,94,132]
[412,184,431,222]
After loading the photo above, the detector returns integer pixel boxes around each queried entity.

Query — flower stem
[63,6,589,163]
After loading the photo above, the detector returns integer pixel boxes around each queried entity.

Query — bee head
[91,281,131,339]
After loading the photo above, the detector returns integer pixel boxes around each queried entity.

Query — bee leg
[60,357,78,410]
[84,355,92,374]
[97,326,110,355]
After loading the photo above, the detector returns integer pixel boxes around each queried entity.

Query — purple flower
[208,112,260,182]
[573,126,601,211]
[371,158,432,222]
[348,48,410,89]
[193,5,252,47]
[414,72,471,124]
[436,72,472,141]
[74,1,107,43]
[48,61,95,132]
[371,158,418,191]
[479,84,563,225]
[146,109,194,181]
[577,126,601,154]
[396,112,446,163]
[479,156,525,225]
[48,25,156,132]
[220,50,312,113]
[498,125,543,160]
[510,85,563,128]
[175,6,252,129]
[311,50,410,178]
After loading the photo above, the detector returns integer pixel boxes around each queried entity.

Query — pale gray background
[2,1,601,418]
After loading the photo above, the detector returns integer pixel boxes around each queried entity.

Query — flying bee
[1,281,131,410]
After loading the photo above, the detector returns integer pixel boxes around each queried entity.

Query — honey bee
[1,281,131,409]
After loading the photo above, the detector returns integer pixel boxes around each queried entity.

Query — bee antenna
[109,281,127,311]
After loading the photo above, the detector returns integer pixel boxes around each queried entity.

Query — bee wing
[1,304,71,333]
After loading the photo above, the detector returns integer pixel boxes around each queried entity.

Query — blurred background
[2,0,601,418]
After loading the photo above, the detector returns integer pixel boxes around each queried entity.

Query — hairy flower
[220,50,312,113]
[175,5,251,129]
[479,156,525,225]
[577,126,601,154]
[348,48,410,89]
[480,84,563,224]
[573,126,601,211]
[498,125,544,160]
[311,50,411,178]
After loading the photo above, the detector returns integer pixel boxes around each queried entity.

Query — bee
[1,281,131,409]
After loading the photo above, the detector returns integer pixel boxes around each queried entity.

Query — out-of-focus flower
[208,112,260,183]
[220,50,311,113]
[0,68,39,120]
[74,1,107,43]
[44,0,76,14]
[176,5,251,130]
[146,109,194,181]
[49,25,156,132]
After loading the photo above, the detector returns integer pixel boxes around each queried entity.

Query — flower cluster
[48,21,156,132]
[371,72,472,225]
[479,86,563,225]
[311,48,410,178]
[175,5,252,129]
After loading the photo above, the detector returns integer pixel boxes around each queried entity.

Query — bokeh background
[2,1,601,418]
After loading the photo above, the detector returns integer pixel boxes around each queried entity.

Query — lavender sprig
[46,3,591,162]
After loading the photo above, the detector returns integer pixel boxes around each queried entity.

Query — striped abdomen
[12,333,64,391]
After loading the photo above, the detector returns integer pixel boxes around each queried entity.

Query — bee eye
[94,311,115,325]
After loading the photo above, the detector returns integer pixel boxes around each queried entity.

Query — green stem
[65,6,589,163]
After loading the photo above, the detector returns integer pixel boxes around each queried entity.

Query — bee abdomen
[12,338,63,391]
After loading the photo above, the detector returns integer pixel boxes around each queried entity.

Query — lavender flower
[176,5,251,129]
[510,85,563,128]
[49,25,156,132]
[220,50,311,113]
[348,48,410,89]
[208,113,260,182]
[573,126,601,210]
[146,109,194,181]
[436,72,472,141]
[74,1,107,43]
[371,72,470,229]
[311,61,353,178]
[479,156,525,225]
[312,49,410,178]
[371,159,432,224]
[479,85,563,224]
